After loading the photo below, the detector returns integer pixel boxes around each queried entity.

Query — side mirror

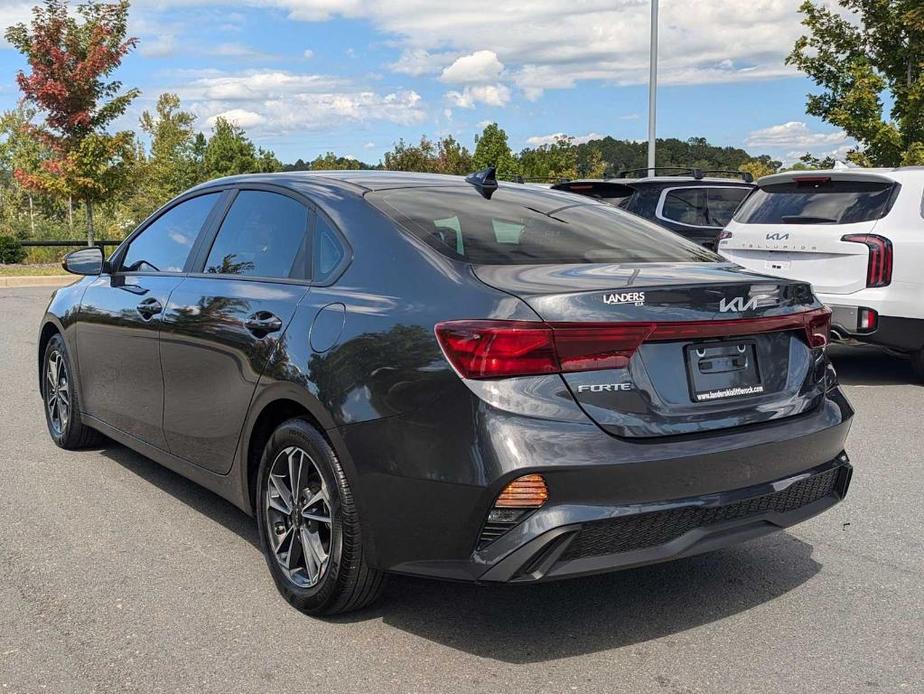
[63,246,106,276]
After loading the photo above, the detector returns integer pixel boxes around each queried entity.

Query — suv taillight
[842,234,893,287]
[435,309,831,379]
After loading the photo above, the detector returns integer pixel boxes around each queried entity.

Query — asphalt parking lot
[0,286,921,694]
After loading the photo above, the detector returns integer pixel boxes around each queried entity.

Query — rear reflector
[494,474,549,508]
[858,307,878,332]
[436,308,831,379]
[842,234,893,287]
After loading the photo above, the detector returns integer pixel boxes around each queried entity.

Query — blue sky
[0,0,854,165]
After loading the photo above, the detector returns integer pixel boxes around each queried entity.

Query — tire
[41,333,103,449]
[256,418,385,615]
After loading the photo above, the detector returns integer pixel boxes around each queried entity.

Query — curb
[0,275,76,288]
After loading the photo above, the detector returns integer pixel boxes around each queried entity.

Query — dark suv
[40,169,852,615]
[552,168,755,249]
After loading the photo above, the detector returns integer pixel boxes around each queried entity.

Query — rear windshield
[734,179,897,225]
[368,186,718,265]
[660,186,751,228]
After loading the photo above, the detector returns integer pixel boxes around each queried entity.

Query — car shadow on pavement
[95,438,821,664]
[339,534,821,663]
[827,344,919,386]
[97,441,261,550]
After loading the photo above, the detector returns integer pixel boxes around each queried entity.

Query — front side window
[734,179,897,225]
[660,187,750,228]
[204,191,308,278]
[122,193,220,273]
[369,186,717,265]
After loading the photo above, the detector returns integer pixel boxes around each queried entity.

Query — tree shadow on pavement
[827,344,919,386]
[97,441,260,550]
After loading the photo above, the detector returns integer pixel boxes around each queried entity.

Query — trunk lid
[719,220,878,294]
[473,262,828,438]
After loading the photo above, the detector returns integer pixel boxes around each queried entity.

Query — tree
[203,117,271,178]
[435,135,473,175]
[519,136,579,181]
[0,106,46,236]
[739,156,780,180]
[788,1,924,166]
[5,0,140,244]
[472,123,519,176]
[309,152,365,170]
[139,93,198,202]
[383,137,437,172]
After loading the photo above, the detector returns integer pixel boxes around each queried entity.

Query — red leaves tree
[5,0,140,243]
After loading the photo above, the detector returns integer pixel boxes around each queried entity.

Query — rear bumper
[478,455,851,583]
[343,384,854,581]
[825,302,924,353]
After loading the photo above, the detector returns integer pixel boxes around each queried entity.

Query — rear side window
[659,187,750,228]
[734,179,897,225]
[369,186,718,265]
[314,214,346,281]
[122,193,219,273]
[204,191,308,278]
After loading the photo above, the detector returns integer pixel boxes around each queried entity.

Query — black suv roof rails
[616,167,754,183]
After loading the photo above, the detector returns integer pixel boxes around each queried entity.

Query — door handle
[244,311,283,336]
[136,297,163,319]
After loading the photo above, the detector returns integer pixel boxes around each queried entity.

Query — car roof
[586,176,752,186]
[756,166,924,186]
[188,170,593,208]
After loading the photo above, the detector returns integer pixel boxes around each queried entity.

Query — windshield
[734,179,897,225]
[368,185,718,265]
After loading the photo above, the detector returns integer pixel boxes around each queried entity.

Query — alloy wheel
[264,446,334,588]
[45,350,70,435]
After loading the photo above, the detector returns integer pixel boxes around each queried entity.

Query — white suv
[720,168,924,378]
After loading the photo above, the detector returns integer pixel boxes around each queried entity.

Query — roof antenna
[465,165,498,199]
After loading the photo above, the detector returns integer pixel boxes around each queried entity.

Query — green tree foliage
[5,0,140,244]
[308,152,366,170]
[203,117,281,178]
[435,135,473,175]
[383,136,438,172]
[788,0,924,165]
[519,136,579,181]
[472,123,519,176]
[139,93,198,202]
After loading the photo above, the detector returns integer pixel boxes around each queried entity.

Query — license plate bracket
[685,340,763,402]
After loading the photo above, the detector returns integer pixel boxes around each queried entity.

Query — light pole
[647,0,659,175]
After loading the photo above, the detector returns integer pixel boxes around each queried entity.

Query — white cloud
[445,84,511,109]
[179,69,426,134]
[130,0,808,98]
[140,35,177,58]
[208,109,266,129]
[439,50,504,84]
[363,141,376,149]
[303,49,315,59]
[745,121,848,149]
[526,132,604,147]
[389,48,454,76]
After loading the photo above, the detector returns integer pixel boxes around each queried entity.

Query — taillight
[842,234,893,287]
[436,309,831,380]
[432,321,558,379]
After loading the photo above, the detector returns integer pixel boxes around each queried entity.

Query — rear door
[720,175,898,294]
[159,188,311,473]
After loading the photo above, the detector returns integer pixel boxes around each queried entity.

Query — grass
[0,263,68,276]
